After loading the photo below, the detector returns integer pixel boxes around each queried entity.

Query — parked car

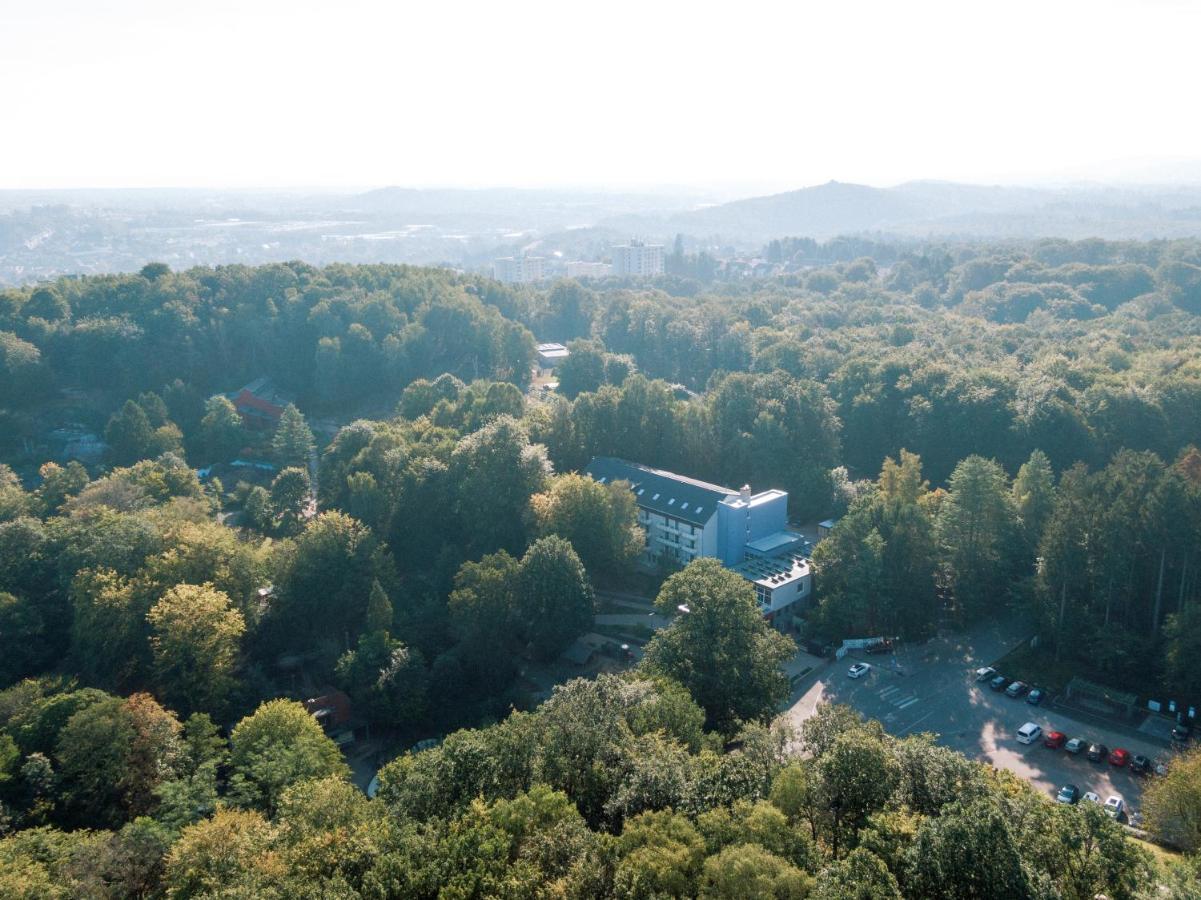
[989,675,1009,691]
[1005,680,1029,698]
[1017,722,1043,744]
[1043,731,1067,749]
[1065,738,1087,755]
[1087,743,1109,762]
[1056,784,1080,804]
[1109,748,1131,767]
[847,662,872,679]
[1130,754,1151,774]
[975,666,996,682]
[1083,791,1101,804]
[1172,721,1192,744]
[1026,688,1044,706]
[1104,795,1124,819]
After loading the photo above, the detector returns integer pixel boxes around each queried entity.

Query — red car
[1109,748,1131,767]
[1044,731,1067,749]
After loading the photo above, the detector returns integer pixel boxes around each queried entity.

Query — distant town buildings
[611,241,664,278]
[493,255,545,284]
[565,260,612,279]
[585,457,811,624]
[536,342,570,371]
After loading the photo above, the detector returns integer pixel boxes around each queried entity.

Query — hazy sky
[3,0,1199,193]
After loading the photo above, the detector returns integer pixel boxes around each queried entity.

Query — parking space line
[897,697,920,710]
[879,686,900,698]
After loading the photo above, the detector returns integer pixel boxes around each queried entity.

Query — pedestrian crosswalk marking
[876,684,920,710]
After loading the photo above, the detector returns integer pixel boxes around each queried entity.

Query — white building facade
[585,457,813,623]
[565,260,613,279]
[493,256,545,284]
[611,241,664,278]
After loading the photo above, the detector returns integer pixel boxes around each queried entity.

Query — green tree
[55,693,184,828]
[642,559,795,731]
[699,843,810,899]
[35,461,88,516]
[815,728,900,857]
[515,536,596,660]
[227,699,349,814]
[528,473,644,577]
[556,339,608,399]
[906,800,1032,899]
[0,592,54,684]
[615,809,706,898]
[448,549,522,668]
[105,400,157,466]
[198,394,244,462]
[271,511,395,648]
[146,583,246,716]
[1144,747,1201,852]
[810,848,902,900]
[812,451,938,640]
[1163,604,1201,702]
[164,807,277,897]
[450,415,549,556]
[336,632,429,728]
[269,466,311,532]
[271,404,315,469]
[364,579,393,634]
[1011,449,1056,553]
[936,455,1019,623]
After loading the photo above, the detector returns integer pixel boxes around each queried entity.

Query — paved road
[783,619,1165,818]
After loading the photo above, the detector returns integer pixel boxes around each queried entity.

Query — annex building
[585,457,812,623]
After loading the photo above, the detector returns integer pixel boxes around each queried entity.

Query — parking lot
[783,619,1170,819]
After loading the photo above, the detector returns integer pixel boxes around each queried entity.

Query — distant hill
[604,180,1201,242]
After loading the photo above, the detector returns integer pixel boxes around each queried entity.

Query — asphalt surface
[783,619,1168,819]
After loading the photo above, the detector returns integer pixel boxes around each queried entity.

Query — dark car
[989,675,1009,692]
[1087,743,1109,762]
[1026,688,1044,706]
[1172,721,1192,744]
[1130,754,1151,775]
[1056,784,1080,804]
[1005,680,1029,698]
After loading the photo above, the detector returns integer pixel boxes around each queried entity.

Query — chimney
[740,484,752,503]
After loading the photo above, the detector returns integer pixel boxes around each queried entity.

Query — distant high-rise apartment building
[493,256,545,284]
[611,240,664,278]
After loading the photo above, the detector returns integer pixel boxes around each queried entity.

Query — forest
[2,237,1201,895]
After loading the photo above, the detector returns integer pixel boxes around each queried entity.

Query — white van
[1017,722,1043,744]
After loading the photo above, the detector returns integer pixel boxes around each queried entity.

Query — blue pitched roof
[584,457,735,526]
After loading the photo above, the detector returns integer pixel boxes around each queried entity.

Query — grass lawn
[992,641,1080,696]
[1128,834,1182,872]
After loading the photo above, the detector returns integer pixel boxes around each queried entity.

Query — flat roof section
[746,530,804,555]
